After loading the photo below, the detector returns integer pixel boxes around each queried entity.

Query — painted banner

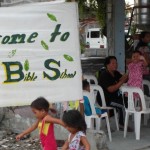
[0,2,82,107]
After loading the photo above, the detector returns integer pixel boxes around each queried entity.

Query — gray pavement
[107,118,150,150]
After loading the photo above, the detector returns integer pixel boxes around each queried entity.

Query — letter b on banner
[2,62,24,83]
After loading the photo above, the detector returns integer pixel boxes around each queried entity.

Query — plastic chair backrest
[83,75,98,85]
[90,85,107,107]
[83,91,96,115]
[142,80,150,96]
[121,86,147,111]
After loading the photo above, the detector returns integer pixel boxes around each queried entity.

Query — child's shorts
[95,107,107,115]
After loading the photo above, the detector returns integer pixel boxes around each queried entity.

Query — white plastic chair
[142,79,150,102]
[120,86,150,140]
[83,91,112,142]
[90,85,119,131]
[83,74,98,85]
[83,74,98,97]
[142,80,150,125]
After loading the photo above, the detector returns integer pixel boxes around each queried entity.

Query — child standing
[62,110,90,150]
[127,51,148,110]
[127,50,148,89]
[16,97,64,150]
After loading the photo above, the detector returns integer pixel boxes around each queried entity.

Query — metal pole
[113,0,125,72]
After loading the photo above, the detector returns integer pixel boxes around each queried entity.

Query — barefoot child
[62,110,90,150]
[16,97,64,150]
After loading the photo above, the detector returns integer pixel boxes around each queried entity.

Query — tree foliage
[66,0,107,29]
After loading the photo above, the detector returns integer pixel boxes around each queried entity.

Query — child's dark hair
[31,97,49,112]
[132,50,142,55]
[104,56,117,67]
[62,110,87,133]
[82,79,89,90]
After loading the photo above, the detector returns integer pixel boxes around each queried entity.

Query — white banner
[0,2,82,107]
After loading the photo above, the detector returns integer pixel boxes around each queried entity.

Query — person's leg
[109,101,124,126]
[109,98,133,132]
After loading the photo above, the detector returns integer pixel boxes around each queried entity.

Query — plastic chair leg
[91,118,95,129]
[124,111,129,138]
[95,118,102,131]
[134,113,141,140]
[105,115,112,142]
[85,117,93,129]
[114,109,119,131]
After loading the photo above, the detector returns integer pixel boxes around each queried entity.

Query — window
[91,31,100,38]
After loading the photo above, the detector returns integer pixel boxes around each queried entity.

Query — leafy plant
[96,0,106,29]
[66,0,106,30]
[80,39,86,54]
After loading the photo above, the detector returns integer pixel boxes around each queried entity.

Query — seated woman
[98,56,128,130]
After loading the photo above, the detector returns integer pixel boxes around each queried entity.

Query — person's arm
[44,115,65,127]
[143,52,150,65]
[16,120,39,141]
[100,71,127,93]
[61,140,69,150]
[140,55,148,66]
[107,74,128,93]
[126,58,132,65]
[80,136,90,150]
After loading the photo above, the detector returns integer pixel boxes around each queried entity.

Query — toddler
[127,51,148,110]
[62,110,90,150]
[16,97,64,150]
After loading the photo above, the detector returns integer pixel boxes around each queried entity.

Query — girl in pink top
[127,51,147,88]
[16,97,64,150]
[127,51,148,110]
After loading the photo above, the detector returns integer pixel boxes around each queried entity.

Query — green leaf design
[64,54,74,62]
[24,59,29,71]
[12,49,16,56]
[41,40,49,50]
[47,13,57,22]
[8,49,17,58]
